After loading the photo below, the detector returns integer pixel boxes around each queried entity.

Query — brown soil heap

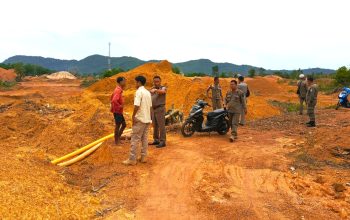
[0,67,17,82]
[87,60,291,120]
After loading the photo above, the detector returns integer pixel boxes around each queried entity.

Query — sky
[0,0,349,70]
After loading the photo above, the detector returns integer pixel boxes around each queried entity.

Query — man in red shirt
[111,76,126,145]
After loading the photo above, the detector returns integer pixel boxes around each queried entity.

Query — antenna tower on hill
[108,42,111,71]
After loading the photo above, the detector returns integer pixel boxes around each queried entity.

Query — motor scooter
[181,100,230,137]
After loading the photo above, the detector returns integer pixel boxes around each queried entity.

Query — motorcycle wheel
[217,119,230,135]
[181,120,195,137]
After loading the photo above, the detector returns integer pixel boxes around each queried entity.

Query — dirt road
[108,109,350,219]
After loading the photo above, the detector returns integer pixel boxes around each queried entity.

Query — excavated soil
[0,67,17,82]
[0,61,349,219]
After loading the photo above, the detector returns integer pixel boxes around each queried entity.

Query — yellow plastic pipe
[51,129,132,165]
[57,142,103,167]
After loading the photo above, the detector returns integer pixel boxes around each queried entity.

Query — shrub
[172,66,181,74]
[334,66,350,85]
[0,81,17,89]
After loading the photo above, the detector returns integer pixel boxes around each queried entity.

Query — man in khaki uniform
[206,77,223,110]
[123,75,152,165]
[237,75,249,125]
[150,76,167,148]
[224,80,247,142]
[305,76,318,127]
[297,74,308,115]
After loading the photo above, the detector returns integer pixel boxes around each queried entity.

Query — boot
[307,121,316,127]
[156,142,166,148]
[229,136,235,142]
[122,159,137,166]
[149,140,160,145]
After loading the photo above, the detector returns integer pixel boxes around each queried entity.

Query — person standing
[110,77,126,145]
[305,77,318,127]
[224,80,247,142]
[206,77,223,110]
[297,74,308,115]
[123,75,152,165]
[149,76,167,148]
[237,75,250,125]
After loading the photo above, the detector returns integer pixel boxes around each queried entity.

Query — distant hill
[2,55,335,75]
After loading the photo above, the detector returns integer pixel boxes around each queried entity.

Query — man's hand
[132,117,136,126]
[244,109,247,115]
[150,89,157,94]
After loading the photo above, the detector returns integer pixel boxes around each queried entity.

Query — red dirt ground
[0,64,349,219]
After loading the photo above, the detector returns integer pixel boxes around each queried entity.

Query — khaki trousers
[152,107,166,143]
[212,99,222,110]
[299,97,306,114]
[229,112,240,137]
[307,104,316,122]
[129,121,150,161]
[239,99,247,125]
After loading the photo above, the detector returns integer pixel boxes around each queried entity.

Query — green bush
[248,69,256,78]
[100,67,124,78]
[80,78,99,87]
[172,66,181,74]
[0,81,17,89]
[185,72,207,77]
[334,66,350,85]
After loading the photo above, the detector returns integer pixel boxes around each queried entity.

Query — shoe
[139,156,147,163]
[149,141,160,145]
[156,142,166,148]
[239,123,245,126]
[122,159,137,166]
[305,121,311,125]
[229,136,235,142]
[307,121,316,127]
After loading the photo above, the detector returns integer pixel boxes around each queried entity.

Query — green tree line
[0,62,54,80]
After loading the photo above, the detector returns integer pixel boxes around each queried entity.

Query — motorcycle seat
[207,109,226,118]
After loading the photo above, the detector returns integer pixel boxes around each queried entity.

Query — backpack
[246,87,250,98]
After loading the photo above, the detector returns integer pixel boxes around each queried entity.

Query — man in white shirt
[123,75,152,165]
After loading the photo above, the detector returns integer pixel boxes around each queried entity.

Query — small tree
[14,63,25,81]
[172,66,180,74]
[258,68,266,76]
[248,69,256,78]
[212,65,219,76]
[334,66,350,85]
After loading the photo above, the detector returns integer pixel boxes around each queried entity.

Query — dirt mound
[0,67,17,82]
[87,61,285,120]
[47,71,77,80]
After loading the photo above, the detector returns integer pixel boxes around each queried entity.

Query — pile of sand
[47,71,77,80]
[0,67,17,82]
[87,60,284,120]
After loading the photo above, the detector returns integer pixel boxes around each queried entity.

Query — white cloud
[0,0,349,69]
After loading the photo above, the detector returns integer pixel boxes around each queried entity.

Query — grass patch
[269,100,299,112]
[80,78,99,87]
[0,81,17,90]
